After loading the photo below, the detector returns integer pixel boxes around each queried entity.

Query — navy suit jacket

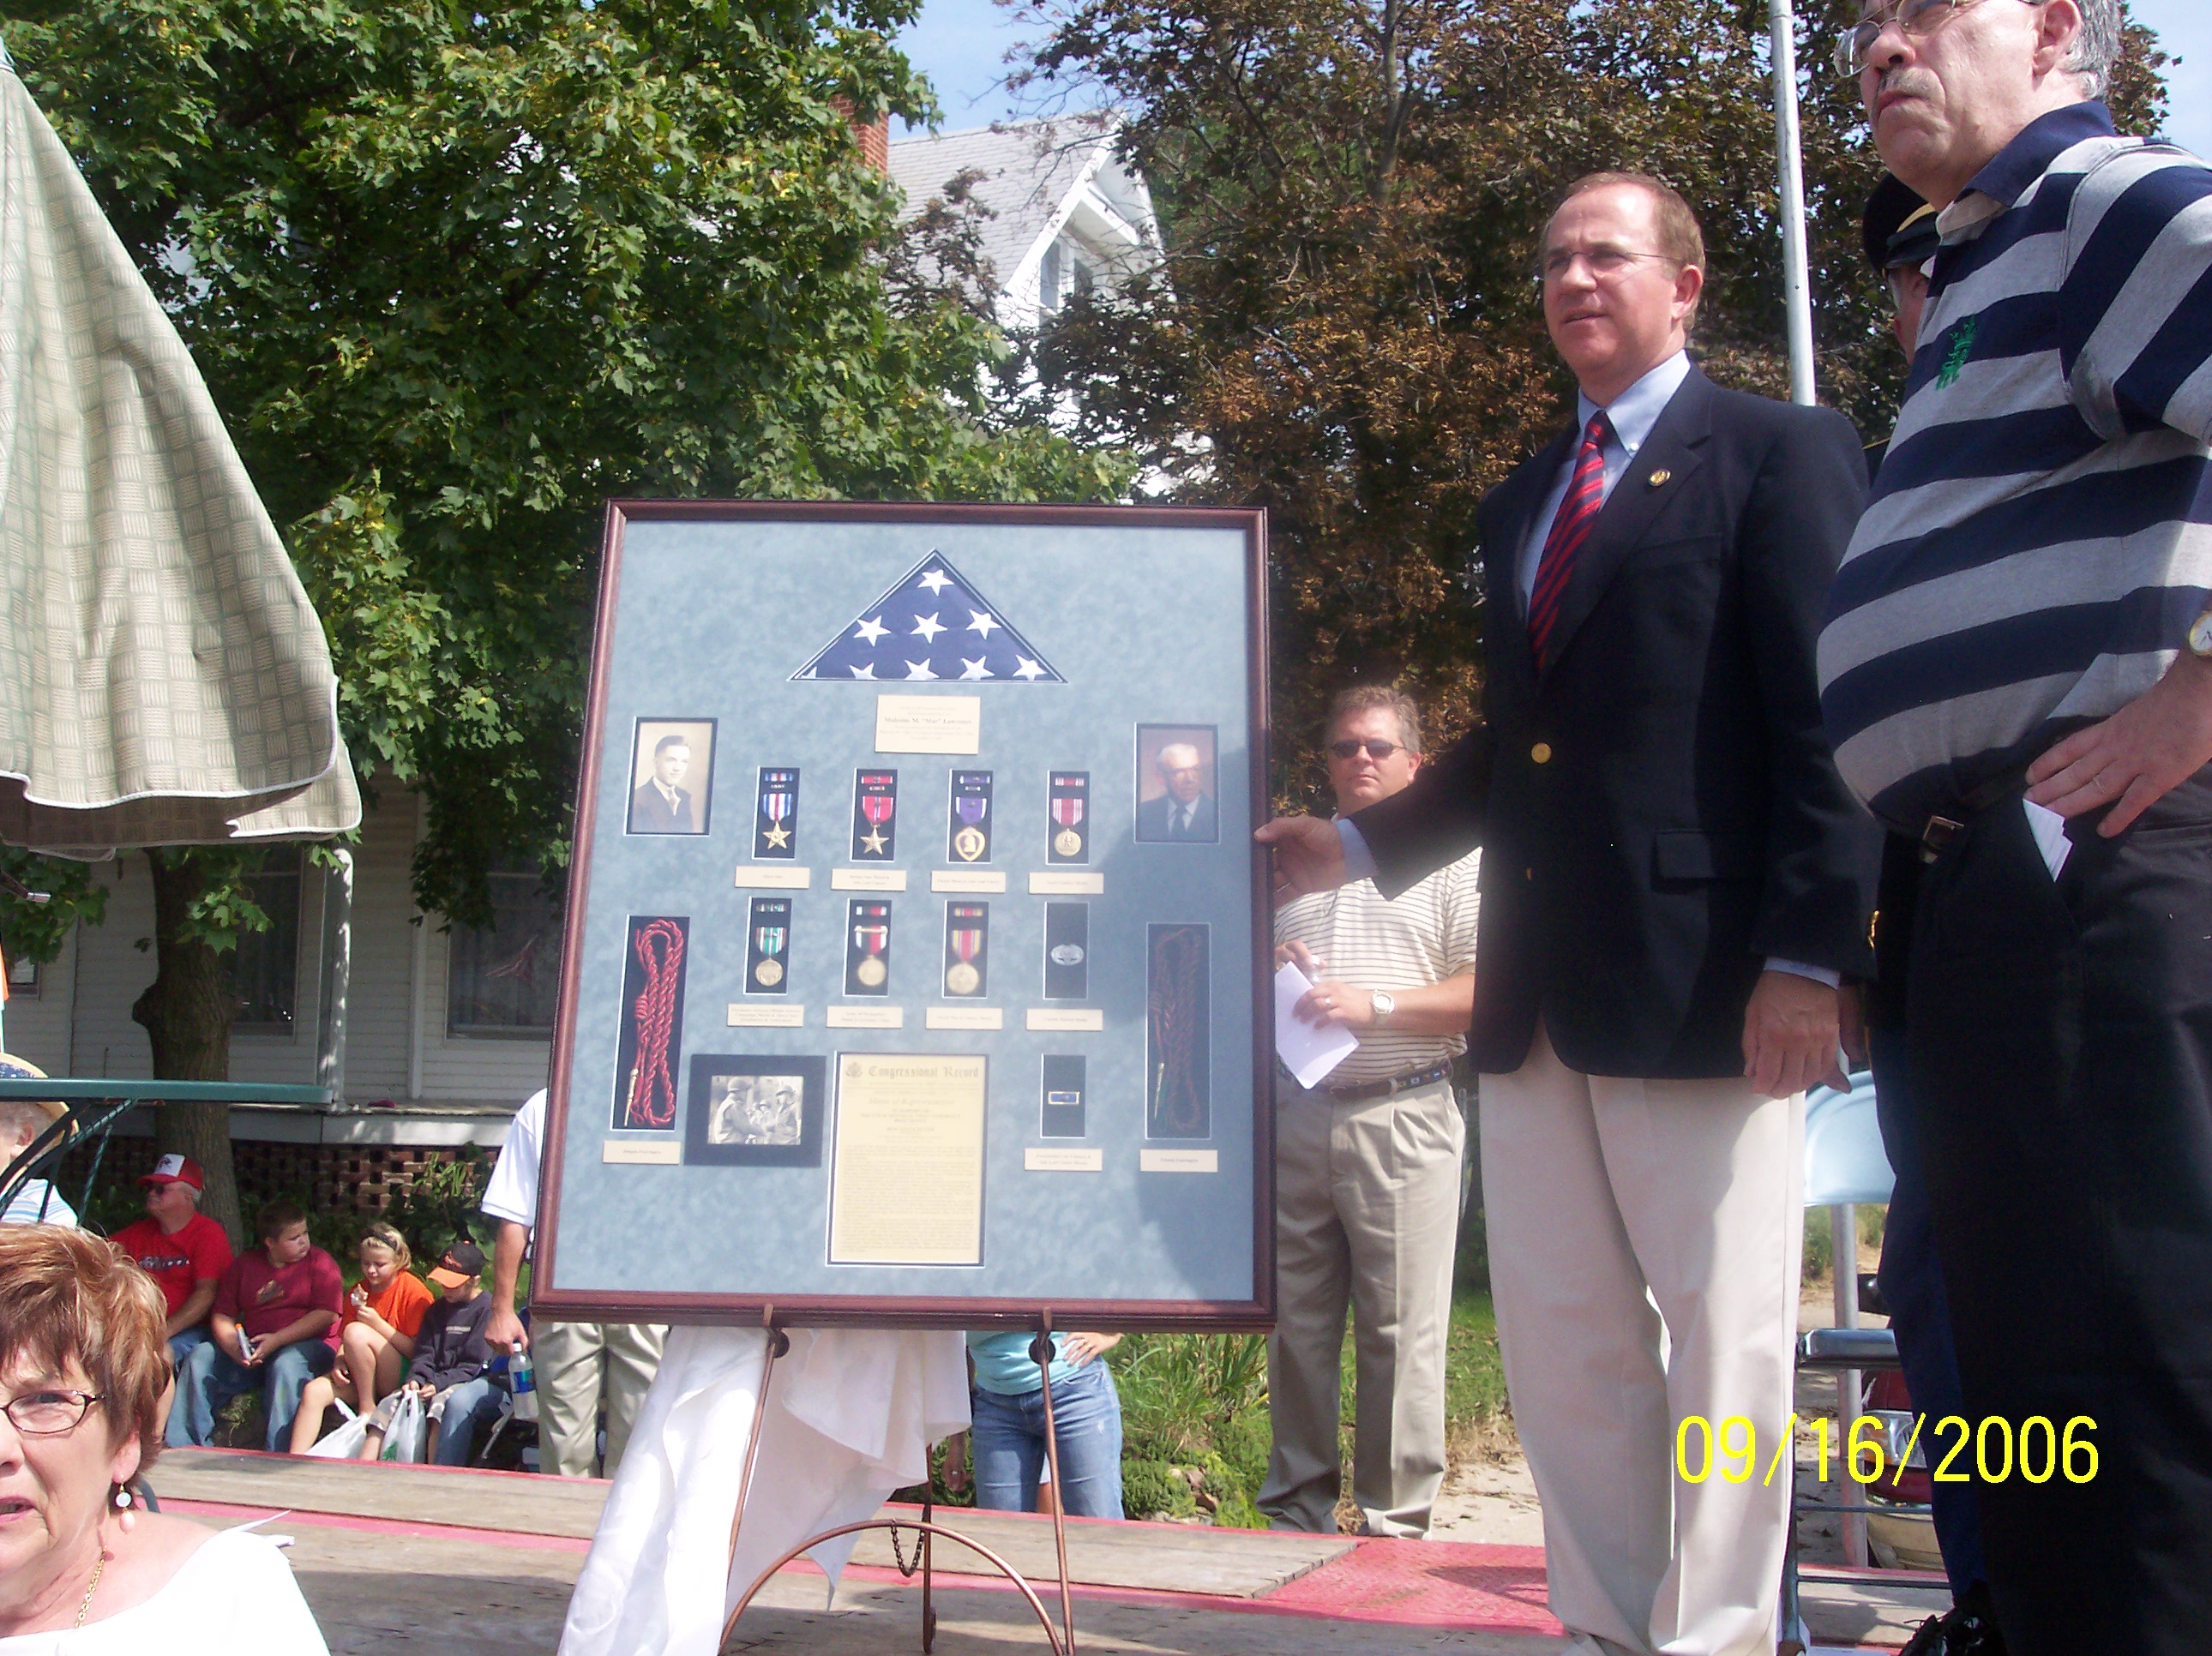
[1350,366,1880,1078]
[1137,792,1217,842]
[630,779,697,834]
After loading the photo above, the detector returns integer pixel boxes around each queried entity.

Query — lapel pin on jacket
[1648,468,1672,488]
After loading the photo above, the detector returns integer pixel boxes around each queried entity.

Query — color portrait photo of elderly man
[1822,2,2212,1649]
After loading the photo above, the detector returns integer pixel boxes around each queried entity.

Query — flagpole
[1770,0,1818,406]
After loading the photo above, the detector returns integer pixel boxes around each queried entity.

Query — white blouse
[0,1528,328,1654]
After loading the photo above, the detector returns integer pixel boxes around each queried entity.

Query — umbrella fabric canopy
[0,45,358,853]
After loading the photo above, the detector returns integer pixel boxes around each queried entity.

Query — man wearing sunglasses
[1261,172,1877,1656]
[1818,3,2212,1652]
[1259,686,1479,1540]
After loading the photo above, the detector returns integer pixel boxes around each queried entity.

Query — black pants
[1906,775,2212,1655]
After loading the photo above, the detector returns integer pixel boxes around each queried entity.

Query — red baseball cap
[140,1154,206,1194]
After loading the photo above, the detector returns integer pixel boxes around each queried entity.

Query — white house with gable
[888,117,1161,334]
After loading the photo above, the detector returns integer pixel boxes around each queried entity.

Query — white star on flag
[792,551,1063,682]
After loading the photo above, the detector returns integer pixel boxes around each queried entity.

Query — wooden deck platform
[147,1449,1945,1653]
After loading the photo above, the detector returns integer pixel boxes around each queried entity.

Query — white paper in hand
[1275,961,1361,1089]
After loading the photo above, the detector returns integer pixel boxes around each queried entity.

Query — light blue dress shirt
[1336,350,1836,993]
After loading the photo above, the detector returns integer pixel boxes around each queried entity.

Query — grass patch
[1801,1203,1886,1287]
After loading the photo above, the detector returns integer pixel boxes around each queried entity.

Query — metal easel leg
[1031,1318,1078,1656]
[725,1309,790,1579]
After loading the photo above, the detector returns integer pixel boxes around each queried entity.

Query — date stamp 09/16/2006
[1673,1413,2101,1488]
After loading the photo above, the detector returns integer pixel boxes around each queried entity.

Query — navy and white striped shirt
[1818,103,2212,831]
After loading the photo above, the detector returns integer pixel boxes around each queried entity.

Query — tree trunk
[131,850,243,1246]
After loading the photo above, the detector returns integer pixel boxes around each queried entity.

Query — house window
[228,849,304,1031]
[448,865,562,1036]
[5,952,37,1000]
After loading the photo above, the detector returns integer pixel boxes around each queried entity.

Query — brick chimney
[833,98,891,173]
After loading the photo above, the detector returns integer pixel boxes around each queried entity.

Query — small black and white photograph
[625,718,717,836]
[685,1053,826,1167]
[1133,725,1219,843]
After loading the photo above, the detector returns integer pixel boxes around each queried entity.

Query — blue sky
[896,0,2210,156]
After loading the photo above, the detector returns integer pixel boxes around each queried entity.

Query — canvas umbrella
[0,42,358,853]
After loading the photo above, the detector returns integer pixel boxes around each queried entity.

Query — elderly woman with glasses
[0,1227,328,1653]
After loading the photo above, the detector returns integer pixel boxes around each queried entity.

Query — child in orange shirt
[287,1221,434,1453]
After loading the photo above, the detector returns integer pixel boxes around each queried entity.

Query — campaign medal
[754,769,800,859]
[746,897,791,993]
[1043,901,1089,1000]
[948,771,994,863]
[852,771,899,860]
[845,900,892,994]
[944,902,989,997]
[1048,771,1089,863]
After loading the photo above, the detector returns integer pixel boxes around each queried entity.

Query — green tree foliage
[3,0,1124,1233]
[7,0,1127,926]
[1019,0,2168,802]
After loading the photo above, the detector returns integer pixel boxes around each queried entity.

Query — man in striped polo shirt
[1822,3,2212,1650]
[1259,686,1478,1539]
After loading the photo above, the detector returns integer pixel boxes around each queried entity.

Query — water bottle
[509,1339,538,1421]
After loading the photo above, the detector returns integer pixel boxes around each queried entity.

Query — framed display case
[533,501,1272,1329]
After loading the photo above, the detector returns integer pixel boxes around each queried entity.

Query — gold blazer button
[1531,742,1553,764]
[1648,468,1672,487]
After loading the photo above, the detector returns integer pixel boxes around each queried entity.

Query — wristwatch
[2188,607,2212,660]
[1371,990,1397,1027]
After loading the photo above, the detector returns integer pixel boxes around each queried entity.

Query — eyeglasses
[1536,248,1682,286]
[2,1389,105,1436]
[1835,0,2040,78]
[1329,739,1406,761]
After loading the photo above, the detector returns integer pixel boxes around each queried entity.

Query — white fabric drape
[558,1325,970,1656]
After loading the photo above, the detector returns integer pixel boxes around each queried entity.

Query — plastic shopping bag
[303,1401,367,1460]
[381,1389,427,1463]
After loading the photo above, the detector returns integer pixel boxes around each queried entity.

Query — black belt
[1915,763,2035,861]
[1306,1061,1455,1102]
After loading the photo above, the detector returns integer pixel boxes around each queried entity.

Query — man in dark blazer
[628,734,699,834]
[1135,741,1217,841]
[1261,173,1877,1656]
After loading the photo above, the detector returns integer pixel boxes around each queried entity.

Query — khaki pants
[1482,1025,1802,1656]
[536,1320,666,1479]
[1258,1074,1463,1537]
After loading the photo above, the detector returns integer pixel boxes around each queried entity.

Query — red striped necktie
[1528,411,1614,663]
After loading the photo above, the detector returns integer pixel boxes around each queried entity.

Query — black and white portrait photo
[626,718,717,836]
[685,1053,825,1167]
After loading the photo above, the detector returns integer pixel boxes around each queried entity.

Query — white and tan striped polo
[1275,846,1481,1084]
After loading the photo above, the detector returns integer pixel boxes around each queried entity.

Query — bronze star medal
[860,825,888,855]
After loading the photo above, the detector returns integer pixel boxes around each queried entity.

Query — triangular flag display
[791,553,1065,683]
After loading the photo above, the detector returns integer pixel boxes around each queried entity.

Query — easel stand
[720,1312,1080,1654]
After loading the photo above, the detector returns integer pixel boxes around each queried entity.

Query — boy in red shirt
[106,1154,234,1363]
[165,1198,343,1450]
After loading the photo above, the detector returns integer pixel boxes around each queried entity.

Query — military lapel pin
[1647,468,1672,488]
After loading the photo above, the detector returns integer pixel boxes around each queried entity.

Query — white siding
[21,788,547,1112]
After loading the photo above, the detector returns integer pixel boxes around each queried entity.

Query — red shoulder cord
[623,920,687,1129]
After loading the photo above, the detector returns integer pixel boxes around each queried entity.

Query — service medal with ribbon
[846,899,893,993]
[948,771,994,864]
[944,902,989,997]
[746,897,793,993]
[754,768,800,859]
[852,771,899,860]
[1049,771,1089,863]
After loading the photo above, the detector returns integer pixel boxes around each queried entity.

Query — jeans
[430,1376,507,1467]
[166,1336,334,1451]
[970,1359,1122,1518]
[166,1327,211,1368]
